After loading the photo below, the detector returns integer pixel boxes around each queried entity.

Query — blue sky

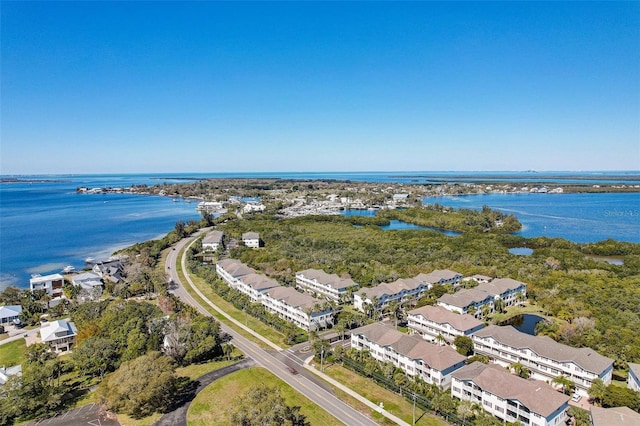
[1,1,638,174]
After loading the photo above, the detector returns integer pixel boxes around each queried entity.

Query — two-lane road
[166,233,378,426]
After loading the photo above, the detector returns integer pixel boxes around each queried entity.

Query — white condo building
[350,323,467,388]
[451,362,569,426]
[235,273,281,302]
[437,278,526,318]
[262,286,333,331]
[354,278,428,312]
[472,325,614,396]
[407,305,484,343]
[202,230,224,252]
[413,269,463,288]
[295,269,359,302]
[29,273,65,298]
[216,259,257,288]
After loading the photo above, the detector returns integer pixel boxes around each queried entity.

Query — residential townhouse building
[354,278,428,312]
[262,286,333,331]
[29,273,64,298]
[476,278,527,307]
[590,406,640,426]
[235,273,282,302]
[0,305,22,325]
[472,325,614,396]
[202,230,224,252]
[40,319,77,353]
[242,232,260,248]
[350,323,467,388]
[216,259,257,289]
[407,305,484,344]
[628,363,640,392]
[451,362,569,426]
[414,269,463,288]
[437,288,496,318]
[295,269,359,302]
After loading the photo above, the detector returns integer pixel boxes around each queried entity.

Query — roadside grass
[0,339,26,367]
[322,363,447,426]
[187,367,342,426]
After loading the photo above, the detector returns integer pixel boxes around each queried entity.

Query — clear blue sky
[2,1,639,174]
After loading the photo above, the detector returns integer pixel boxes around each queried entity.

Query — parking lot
[25,403,120,426]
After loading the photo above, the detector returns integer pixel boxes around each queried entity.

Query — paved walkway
[153,357,256,426]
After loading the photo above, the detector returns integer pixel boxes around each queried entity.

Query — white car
[571,393,582,402]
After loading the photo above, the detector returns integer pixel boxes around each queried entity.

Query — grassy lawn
[0,339,26,367]
[187,367,342,426]
[322,363,447,426]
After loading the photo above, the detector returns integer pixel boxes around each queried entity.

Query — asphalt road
[166,232,378,426]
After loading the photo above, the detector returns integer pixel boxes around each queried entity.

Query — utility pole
[412,393,416,425]
[320,345,325,372]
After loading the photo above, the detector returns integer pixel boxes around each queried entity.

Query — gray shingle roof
[296,269,358,291]
[408,305,484,332]
[414,270,462,284]
[238,273,281,291]
[217,259,256,278]
[590,406,640,426]
[265,287,325,312]
[438,288,494,308]
[476,278,526,295]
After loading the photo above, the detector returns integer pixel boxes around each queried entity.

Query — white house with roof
[235,273,282,302]
[202,230,224,252]
[0,365,22,386]
[437,288,495,318]
[295,269,359,302]
[261,286,333,331]
[40,319,78,353]
[0,305,22,325]
[472,325,614,396]
[216,259,257,288]
[242,232,260,248]
[350,323,467,388]
[71,272,103,290]
[414,270,463,288]
[242,202,266,214]
[628,363,640,392]
[354,278,428,312]
[476,278,527,307]
[407,305,484,344]
[451,362,569,426]
[30,273,64,298]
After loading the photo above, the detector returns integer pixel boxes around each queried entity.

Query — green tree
[552,375,575,396]
[98,351,178,419]
[509,362,531,379]
[229,384,310,426]
[588,378,607,406]
[72,336,118,379]
[453,335,474,356]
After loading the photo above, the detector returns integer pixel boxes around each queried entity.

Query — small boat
[62,265,76,274]
[84,257,95,264]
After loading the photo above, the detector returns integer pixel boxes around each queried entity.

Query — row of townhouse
[353,270,463,312]
[471,325,614,396]
[202,230,261,251]
[350,323,467,388]
[451,362,570,426]
[407,305,485,344]
[216,259,333,331]
[295,269,359,302]
[437,278,527,318]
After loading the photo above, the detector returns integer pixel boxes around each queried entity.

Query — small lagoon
[500,314,545,335]
[509,247,533,256]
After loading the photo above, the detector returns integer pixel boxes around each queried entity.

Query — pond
[585,255,624,265]
[509,247,533,256]
[500,314,545,335]
[342,210,461,235]
[380,220,425,231]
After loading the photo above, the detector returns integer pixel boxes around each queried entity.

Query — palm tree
[435,333,446,346]
[510,362,531,379]
[552,375,575,395]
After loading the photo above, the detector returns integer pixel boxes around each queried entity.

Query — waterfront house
[29,273,64,298]
[235,273,282,302]
[71,272,103,290]
[261,286,333,331]
[40,319,77,353]
[295,269,359,302]
[451,362,569,426]
[471,325,614,396]
[0,305,22,325]
[202,230,224,252]
[350,323,466,388]
[242,232,261,248]
[628,363,640,392]
[92,260,125,283]
[216,259,256,289]
[590,406,640,426]
[407,305,484,344]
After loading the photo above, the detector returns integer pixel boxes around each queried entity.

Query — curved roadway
[164,232,379,426]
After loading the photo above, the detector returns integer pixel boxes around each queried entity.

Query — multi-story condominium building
[437,278,527,318]
[30,273,64,298]
[437,288,495,317]
[354,278,428,312]
[414,269,463,288]
[590,406,640,426]
[242,232,260,248]
[295,269,359,302]
[628,363,640,392]
[235,273,281,302]
[472,325,614,396]
[40,319,77,353]
[407,305,484,344]
[350,323,467,388]
[451,362,569,426]
[476,278,527,307]
[262,286,333,331]
[202,230,224,252]
[216,259,257,288]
